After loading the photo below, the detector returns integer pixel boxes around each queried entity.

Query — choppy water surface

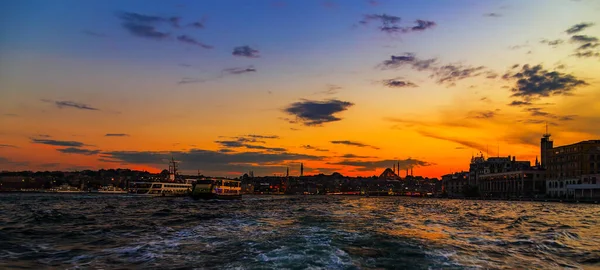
[1,194,599,269]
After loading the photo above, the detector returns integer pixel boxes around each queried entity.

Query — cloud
[177,77,208,85]
[360,14,435,34]
[573,50,600,58]
[508,100,532,106]
[330,140,379,150]
[418,131,491,154]
[483,13,501,17]
[410,20,436,31]
[382,78,418,88]
[283,99,354,126]
[3,113,18,117]
[216,135,284,152]
[245,134,279,139]
[540,39,564,46]
[57,147,100,155]
[177,35,213,49]
[330,158,431,172]
[121,22,169,39]
[105,133,130,137]
[339,154,375,158]
[525,108,577,121]
[315,84,342,95]
[222,66,257,75]
[502,64,587,100]
[31,138,85,147]
[565,22,594,34]
[116,11,174,40]
[0,144,18,148]
[570,35,599,43]
[302,145,329,152]
[431,64,486,85]
[467,110,497,119]
[232,45,260,58]
[379,53,437,70]
[42,99,100,111]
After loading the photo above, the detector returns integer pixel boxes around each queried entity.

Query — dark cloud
[382,78,418,88]
[31,138,85,147]
[330,140,379,150]
[105,133,130,137]
[467,110,497,119]
[411,20,436,31]
[419,131,491,155]
[57,147,100,155]
[243,145,286,152]
[283,99,354,126]
[483,13,502,17]
[570,35,599,43]
[222,66,257,75]
[3,113,18,117]
[360,15,435,34]
[573,50,600,58]
[502,64,587,100]
[565,22,595,34]
[42,99,100,111]
[177,35,213,49]
[302,145,329,152]
[330,158,431,172]
[540,39,564,46]
[508,100,532,106]
[526,107,550,117]
[339,154,375,158]
[117,11,172,40]
[190,21,204,28]
[245,135,280,139]
[121,22,169,39]
[177,77,208,85]
[379,53,437,70]
[232,45,260,58]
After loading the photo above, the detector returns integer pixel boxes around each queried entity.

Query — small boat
[128,181,192,197]
[190,178,242,200]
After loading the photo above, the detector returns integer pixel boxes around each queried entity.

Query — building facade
[441,171,469,197]
[545,140,600,198]
[478,170,545,198]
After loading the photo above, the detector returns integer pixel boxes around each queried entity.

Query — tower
[286,167,289,177]
[540,123,553,169]
[300,163,304,177]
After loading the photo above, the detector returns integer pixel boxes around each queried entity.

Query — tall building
[468,154,543,198]
[546,140,600,198]
[540,125,553,169]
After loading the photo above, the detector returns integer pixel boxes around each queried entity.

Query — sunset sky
[1,0,600,178]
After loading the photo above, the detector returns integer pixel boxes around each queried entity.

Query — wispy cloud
[382,78,418,88]
[467,110,497,119]
[302,145,329,152]
[330,158,431,172]
[483,13,501,17]
[222,66,257,75]
[330,140,379,150]
[283,99,354,126]
[418,131,490,155]
[360,14,435,34]
[565,22,594,34]
[41,99,100,111]
[177,35,213,49]
[0,144,18,148]
[31,138,85,147]
[57,147,100,155]
[105,133,130,137]
[232,45,260,58]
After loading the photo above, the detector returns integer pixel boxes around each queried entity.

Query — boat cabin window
[196,180,214,184]
[152,184,163,188]
[130,183,152,188]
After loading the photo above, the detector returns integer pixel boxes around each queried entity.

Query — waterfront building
[478,170,545,198]
[441,171,469,197]
[546,140,600,199]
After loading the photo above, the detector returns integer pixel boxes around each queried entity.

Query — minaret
[410,167,413,176]
[286,167,289,177]
[300,163,304,177]
[540,123,553,169]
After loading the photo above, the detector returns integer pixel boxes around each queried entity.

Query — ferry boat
[127,157,192,197]
[128,181,192,197]
[190,178,242,200]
